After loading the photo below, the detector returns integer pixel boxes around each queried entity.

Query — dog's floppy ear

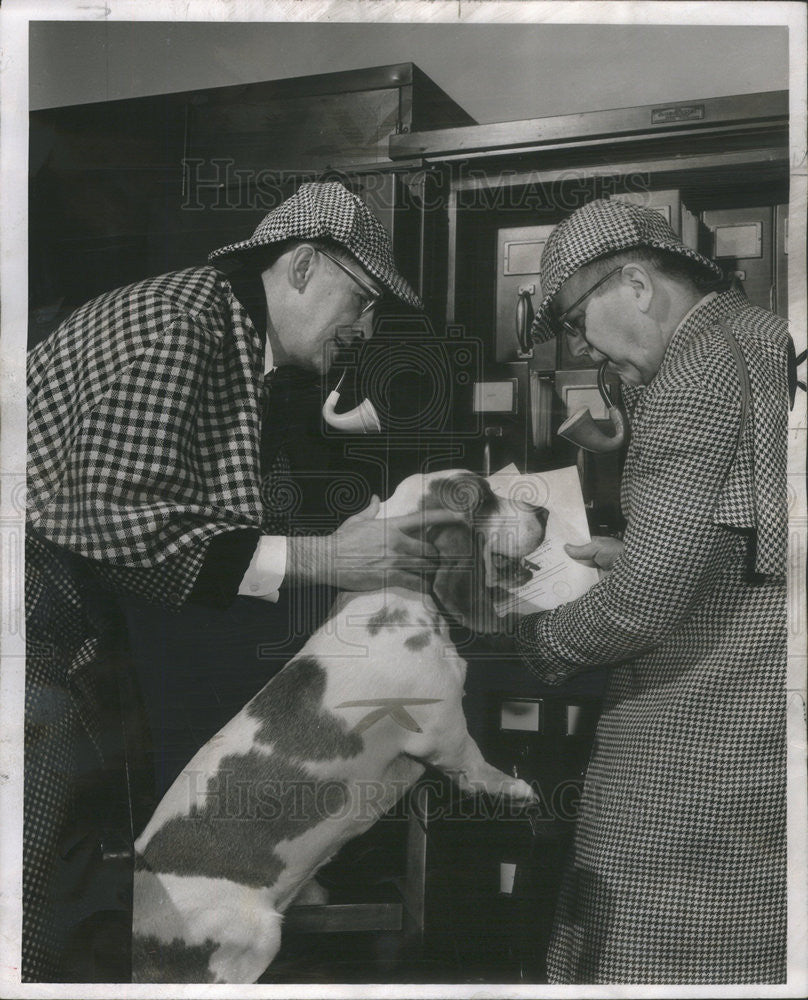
[425,474,500,633]
[429,521,475,628]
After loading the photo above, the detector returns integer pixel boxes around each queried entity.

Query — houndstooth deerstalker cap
[209,181,423,310]
[530,198,724,343]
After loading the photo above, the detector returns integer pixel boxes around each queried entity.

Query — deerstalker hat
[530,198,724,343]
[209,181,422,310]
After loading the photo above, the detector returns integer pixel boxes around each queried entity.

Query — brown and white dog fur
[131,470,547,983]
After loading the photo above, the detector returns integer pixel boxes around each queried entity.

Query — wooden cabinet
[28,63,474,346]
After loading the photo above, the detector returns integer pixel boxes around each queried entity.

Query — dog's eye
[491,553,517,571]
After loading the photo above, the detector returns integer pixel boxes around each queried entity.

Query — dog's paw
[500,776,537,803]
[289,877,330,907]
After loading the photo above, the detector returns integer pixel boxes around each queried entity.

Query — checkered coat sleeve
[517,289,789,983]
[27,267,267,607]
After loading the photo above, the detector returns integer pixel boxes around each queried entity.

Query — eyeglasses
[554,266,623,339]
[318,248,382,316]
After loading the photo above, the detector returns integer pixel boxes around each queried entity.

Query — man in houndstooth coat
[517,199,790,983]
[24,182,455,980]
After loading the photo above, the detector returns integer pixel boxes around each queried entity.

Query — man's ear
[621,262,654,313]
[287,244,317,293]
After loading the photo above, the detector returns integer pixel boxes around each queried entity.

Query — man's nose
[336,321,368,345]
[356,311,375,341]
[565,330,590,359]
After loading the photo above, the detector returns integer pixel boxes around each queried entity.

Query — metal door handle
[515,288,535,355]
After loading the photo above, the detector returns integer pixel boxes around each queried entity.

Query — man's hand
[564,535,625,571]
[286,496,464,592]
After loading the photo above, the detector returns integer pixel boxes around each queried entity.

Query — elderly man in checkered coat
[517,198,790,984]
[24,182,458,980]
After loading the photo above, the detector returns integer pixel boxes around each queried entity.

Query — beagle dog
[131,470,548,983]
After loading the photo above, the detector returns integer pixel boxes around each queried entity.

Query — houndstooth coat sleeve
[516,289,790,679]
[27,266,267,607]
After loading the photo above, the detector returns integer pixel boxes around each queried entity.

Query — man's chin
[312,352,334,375]
[323,341,353,372]
[614,366,644,387]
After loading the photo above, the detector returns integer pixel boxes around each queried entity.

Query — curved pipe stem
[557,363,626,453]
[321,371,382,433]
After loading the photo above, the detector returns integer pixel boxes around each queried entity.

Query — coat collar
[662,287,748,369]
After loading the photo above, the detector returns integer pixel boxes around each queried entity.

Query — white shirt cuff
[238,535,287,602]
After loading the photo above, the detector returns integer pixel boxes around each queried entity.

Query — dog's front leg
[425,730,536,802]
[401,696,534,803]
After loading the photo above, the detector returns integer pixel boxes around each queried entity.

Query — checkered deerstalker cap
[209,181,423,310]
[530,198,724,343]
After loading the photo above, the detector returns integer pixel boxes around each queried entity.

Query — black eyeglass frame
[554,266,624,338]
[317,247,383,316]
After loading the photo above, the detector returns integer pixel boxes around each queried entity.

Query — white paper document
[488,464,600,616]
